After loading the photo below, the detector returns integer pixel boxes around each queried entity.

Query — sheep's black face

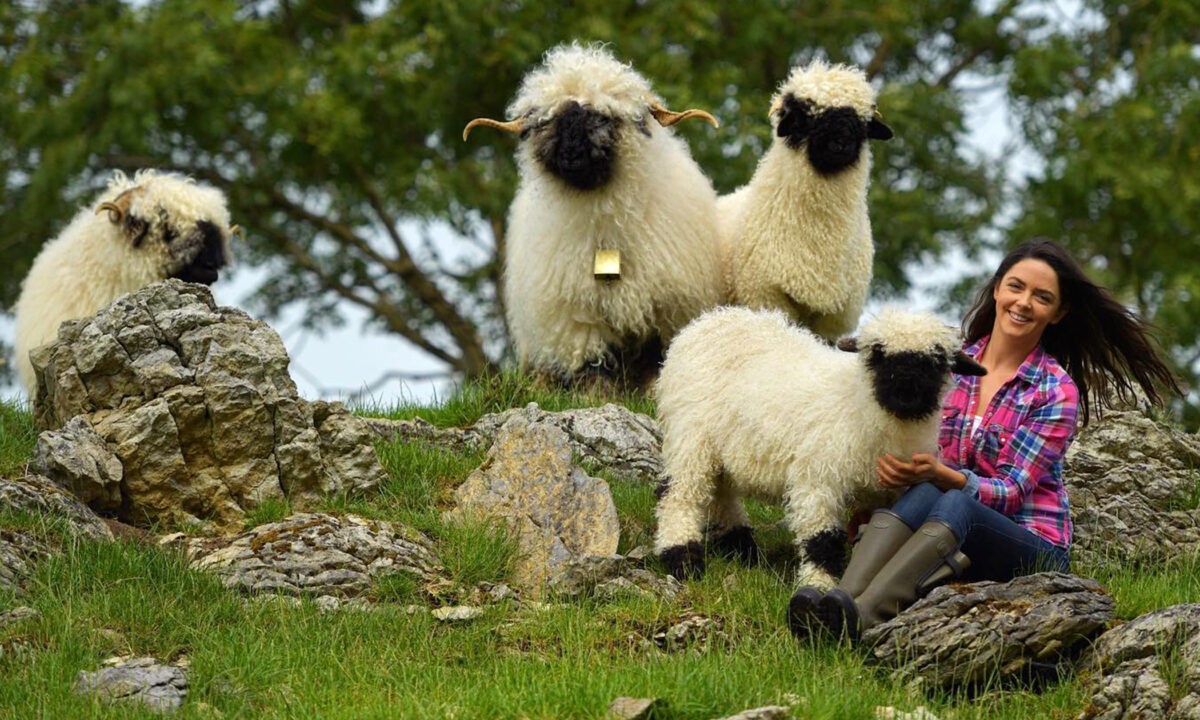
[532,101,619,190]
[866,346,950,421]
[169,220,229,285]
[776,95,867,176]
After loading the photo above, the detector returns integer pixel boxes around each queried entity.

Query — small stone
[431,606,483,622]
[607,696,664,719]
[713,706,792,720]
[0,607,39,628]
[74,656,188,713]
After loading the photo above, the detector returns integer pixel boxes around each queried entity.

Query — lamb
[463,43,726,387]
[720,59,893,341]
[653,306,986,587]
[13,169,238,392]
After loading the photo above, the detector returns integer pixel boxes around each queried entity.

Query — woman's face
[992,258,1067,344]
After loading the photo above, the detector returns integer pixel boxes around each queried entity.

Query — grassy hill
[1,375,1197,719]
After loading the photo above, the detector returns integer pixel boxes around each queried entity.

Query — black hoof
[815,588,860,641]
[713,526,760,565]
[660,541,705,580]
[787,586,825,639]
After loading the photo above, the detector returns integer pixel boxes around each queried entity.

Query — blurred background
[1,0,1196,427]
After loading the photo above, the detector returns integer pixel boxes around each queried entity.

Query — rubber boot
[787,510,913,639]
[818,519,968,641]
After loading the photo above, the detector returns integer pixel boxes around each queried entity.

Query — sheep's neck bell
[594,249,621,281]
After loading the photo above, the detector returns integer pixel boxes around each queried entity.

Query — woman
[788,239,1181,641]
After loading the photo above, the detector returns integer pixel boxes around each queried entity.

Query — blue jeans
[889,483,1070,581]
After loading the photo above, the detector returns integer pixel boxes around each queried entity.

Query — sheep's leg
[783,482,849,590]
[654,444,719,580]
[708,472,758,565]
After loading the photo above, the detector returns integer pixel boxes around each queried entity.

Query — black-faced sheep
[720,60,893,341]
[13,169,238,392]
[653,306,985,587]
[464,43,726,387]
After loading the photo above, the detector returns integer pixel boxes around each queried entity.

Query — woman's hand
[876,453,966,491]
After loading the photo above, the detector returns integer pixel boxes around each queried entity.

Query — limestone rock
[0,607,39,629]
[446,407,620,597]
[0,530,52,594]
[183,513,444,598]
[864,573,1113,690]
[651,613,727,653]
[0,472,113,542]
[1065,411,1200,562]
[549,554,680,601]
[28,280,386,530]
[431,605,484,622]
[1078,604,1200,719]
[713,707,792,720]
[74,656,188,713]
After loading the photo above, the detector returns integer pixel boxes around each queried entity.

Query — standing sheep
[463,43,725,387]
[13,169,238,393]
[720,60,893,341]
[653,306,985,587]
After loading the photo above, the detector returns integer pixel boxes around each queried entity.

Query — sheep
[463,43,726,388]
[13,169,238,392]
[719,59,893,341]
[653,306,986,587]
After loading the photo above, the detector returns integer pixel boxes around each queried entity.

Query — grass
[0,378,1197,718]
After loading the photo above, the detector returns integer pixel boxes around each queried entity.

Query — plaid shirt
[938,336,1079,548]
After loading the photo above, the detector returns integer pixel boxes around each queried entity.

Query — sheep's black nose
[539,101,617,190]
[806,107,867,175]
[171,221,228,285]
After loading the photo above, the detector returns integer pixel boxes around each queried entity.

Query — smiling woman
[789,238,1182,643]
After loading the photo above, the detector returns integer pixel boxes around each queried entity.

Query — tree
[3,0,1031,389]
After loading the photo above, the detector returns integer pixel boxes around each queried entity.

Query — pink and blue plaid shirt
[938,336,1079,548]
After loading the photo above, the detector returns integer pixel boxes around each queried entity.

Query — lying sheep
[653,306,985,587]
[464,43,725,387]
[720,59,893,341]
[13,169,238,392]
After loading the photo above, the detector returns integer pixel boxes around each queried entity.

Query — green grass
[0,387,1197,719]
[0,398,36,478]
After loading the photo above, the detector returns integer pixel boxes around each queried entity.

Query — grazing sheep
[13,169,238,392]
[720,59,893,341]
[464,43,725,387]
[653,306,986,587]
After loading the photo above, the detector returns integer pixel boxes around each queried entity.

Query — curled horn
[229,225,245,239]
[649,102,719,129]
[95,202,124,224]
[462,117,524,141]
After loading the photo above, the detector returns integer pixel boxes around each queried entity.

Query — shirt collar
[965,334,1047,386]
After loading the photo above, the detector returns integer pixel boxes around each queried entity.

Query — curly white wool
[720,59,884,340]
[501,43,725,374]
[13,169,234,392]
[653,306,964,588]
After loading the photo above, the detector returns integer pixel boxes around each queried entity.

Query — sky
[0,67,1036,409]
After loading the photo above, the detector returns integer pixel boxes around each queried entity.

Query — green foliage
[435,514,519,587]
[0,399,35,478]
[243,497,293,528]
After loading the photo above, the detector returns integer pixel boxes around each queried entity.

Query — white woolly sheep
[653,306,985,587]
[719,59,893,341]
[13,169,238,392]
[463,43,726,386]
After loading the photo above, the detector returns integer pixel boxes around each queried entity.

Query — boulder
[0,472,113,542]
[864,573,1113,690]
[1065,410,1200,562]
[28,280,386,530]
[74,657,188,713]
[446,406,621,597]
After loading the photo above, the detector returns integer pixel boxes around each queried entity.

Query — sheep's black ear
[952,351,987,376]
[123,213,150,248]
[867,117,893,140]
[836,337,859,352]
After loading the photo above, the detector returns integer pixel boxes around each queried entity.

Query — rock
[0,472,114,542]
[607,696,665,719]
[370,402,663,483]
[0,607,40,629]
[0,530,52,594]
[74,656,188,713]
[183,513,444,598]
[864,573,1113,690]
[549,554,680,601]
[1078,603,1200,719]
[651,613,727,653]
[431,606,483,622]
[874,708,941,720]
[713,706,792,720]
[446,407,620,597]
[28,280,387,530]
[1065,411,1200,562]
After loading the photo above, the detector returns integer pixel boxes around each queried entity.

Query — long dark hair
[962,239,1181,425]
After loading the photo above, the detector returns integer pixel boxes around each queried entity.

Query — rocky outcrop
[172,513,444,598]
[1078,603,1200,720]
[369,402,663,483]
[74,657,189,713]
[446,406,621,597]
[28,280,386,530]
[1065,411,1200,562]
[864,573,1114,690]
[0,472,113,542]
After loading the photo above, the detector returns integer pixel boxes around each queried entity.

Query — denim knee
[927,489,972,538]
[890,482,947,530]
